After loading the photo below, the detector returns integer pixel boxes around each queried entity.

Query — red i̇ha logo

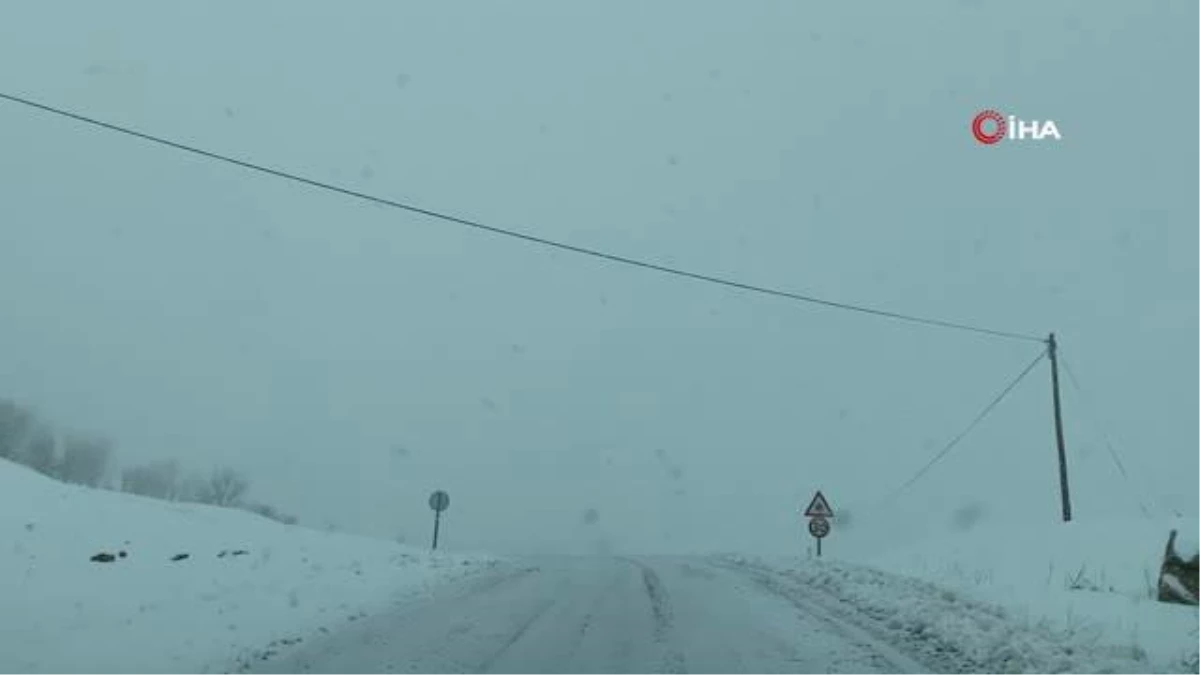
[972,109,1061,145]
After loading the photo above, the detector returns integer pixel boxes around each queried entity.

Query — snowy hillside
[855,517,1200,671]
[0,459,497,673]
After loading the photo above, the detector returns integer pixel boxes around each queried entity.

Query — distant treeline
[0,397,297,526]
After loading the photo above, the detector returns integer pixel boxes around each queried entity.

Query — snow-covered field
[3,454,1196,673]
[840,517,1200,672]
[0,460,498,673]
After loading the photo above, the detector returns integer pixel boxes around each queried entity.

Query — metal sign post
[803,490,834,557]
[428,490,450,550]
[808,516,830,556]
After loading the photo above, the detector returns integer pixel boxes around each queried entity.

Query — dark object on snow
[90,552,116,563]
[118,550,127,559]
[1157,529,1199,605]
[218,549,249,558]
[171,553,190,561]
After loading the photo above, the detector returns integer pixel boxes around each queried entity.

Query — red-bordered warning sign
[804,490,833,518]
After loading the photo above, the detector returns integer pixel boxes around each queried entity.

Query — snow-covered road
[249,556,929,674]
[5,458,1191,673]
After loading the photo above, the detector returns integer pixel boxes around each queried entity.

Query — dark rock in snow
[90,552,116,563]
[171,553,190,561]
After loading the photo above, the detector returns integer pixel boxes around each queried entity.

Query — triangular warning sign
[804,491,834,518]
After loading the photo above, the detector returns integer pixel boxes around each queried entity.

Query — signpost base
[432,511,441,551]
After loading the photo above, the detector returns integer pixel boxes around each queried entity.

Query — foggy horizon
[1,0,1195,557]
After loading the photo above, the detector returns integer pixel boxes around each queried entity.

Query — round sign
[428,490,450,512]
[808,516,831,539]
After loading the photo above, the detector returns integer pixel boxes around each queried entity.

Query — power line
[1061,356,1129,479]
[882,348,1048,503]
[1059,354,1152,516]
[1059,353,1169,518]
[0,90,1045,344]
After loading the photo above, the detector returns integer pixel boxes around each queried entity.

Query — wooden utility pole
[1046,333,1072,522]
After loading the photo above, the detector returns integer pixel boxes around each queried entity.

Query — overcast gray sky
[0,1,1195,556]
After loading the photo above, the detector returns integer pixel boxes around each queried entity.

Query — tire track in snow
[560,561,627,665]
[474,566,558,672]
[704,558,930,674]
[472,557,624,672]
[622,558,689,674]
[639,563,673,640]
[475,597,557,671]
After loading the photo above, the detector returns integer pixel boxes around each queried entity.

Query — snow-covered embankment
[0,460,496,673]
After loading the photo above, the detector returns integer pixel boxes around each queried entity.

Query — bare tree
[0,398,34,460]
[196,466,249,506]
[58,435,113,487]
[176,473,207,503]
[121,460,180,500]
[242,501,297,525]
[22,426,58,477]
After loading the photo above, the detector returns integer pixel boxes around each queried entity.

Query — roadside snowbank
[858,517,1199,672]
[0,460,497,673]
[715,550,1196,673]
